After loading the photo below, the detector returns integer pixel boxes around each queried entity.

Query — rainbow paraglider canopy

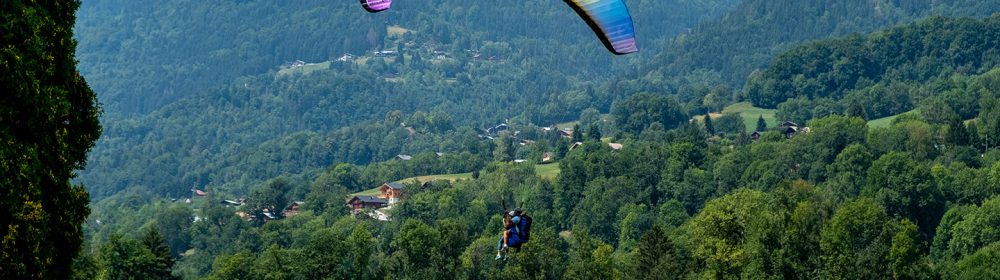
[358,0,638,55]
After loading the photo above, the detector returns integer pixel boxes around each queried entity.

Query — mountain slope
[648,0,1000,89]
[75,0,741,115]
[747,16,1000,122]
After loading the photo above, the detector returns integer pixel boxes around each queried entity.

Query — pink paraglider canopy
[359,0,392,13]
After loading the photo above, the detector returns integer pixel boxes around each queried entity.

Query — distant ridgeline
[644,0,1000,92]
[746,16,1000,122]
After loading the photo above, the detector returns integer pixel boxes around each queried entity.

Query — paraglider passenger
[496,211,516,260]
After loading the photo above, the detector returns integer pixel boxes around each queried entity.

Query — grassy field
[554,114,612,130]
[867,109,919,128]
[555,120,579,130]
[535,163,561,179]
[387,25,413,37]
[348,164,562,197]
[723,102,778,130]
[693,102,777,131]
[398,173,473,184]
[277,61,331,76]
[350,173,474,197]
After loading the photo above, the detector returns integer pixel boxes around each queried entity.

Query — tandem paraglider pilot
[495,207,531,261]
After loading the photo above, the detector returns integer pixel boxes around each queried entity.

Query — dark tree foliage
[612,93,688,135]
[714,113,745,135]
[703,114,715,135]
[747,16,1000,111]
[0,0,102,279]
[586,123,602,141]
[631,226,684,279]
[141,227,179,280]
[649,0,1000,91]
[99,232,178,280]
[571,124,583,143]
[756,115,768,132]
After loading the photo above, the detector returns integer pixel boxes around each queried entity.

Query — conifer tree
[704,115,715,135]
[756,115,768,132]
[141,227,178,280]
[1,1,102,278]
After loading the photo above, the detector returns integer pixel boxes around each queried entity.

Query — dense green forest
[75,0,741,115]
[4,0,989,279]
[74,0,743,200]
[747,16,1000,121]
[645,0,1000,91]
[79,102,1000,279]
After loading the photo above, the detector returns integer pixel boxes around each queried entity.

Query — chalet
[283,201,305,218]
[193,188,208,196]
[404,126,417,135]
[559,129,574,138]
[221,198,246,207]
[379,182,406,204]
[519,139,535,146]
[433,50,450,59]
[235,211,250,221]
[780,121,801,138]
[396,154,413,161]
[262,209,278,220]
[291,60,306,67]
[337,53,356,62]
[373,50,398,57]
[348,196,389,213]
[486,123,510,135]
[783,127,798,138]
[608,143,624,150]
[514,159,528,164]
[541,152,554,163]
[570,142,584,150]
[750,131,762,141]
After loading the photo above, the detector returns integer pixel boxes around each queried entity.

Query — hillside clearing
[694,102,777,131]
[349,164,561,197]
[867,109,920,128]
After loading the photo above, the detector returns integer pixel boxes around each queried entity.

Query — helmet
[512,216,521,224]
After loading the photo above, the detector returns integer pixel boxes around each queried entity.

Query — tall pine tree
[141,227,178,280]
[756,115,768,132]
[704,115,716,135]
[1,0,102,278]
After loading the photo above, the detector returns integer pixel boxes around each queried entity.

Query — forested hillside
[747,16,1000,122]
[64,0,1000,279]
[646,0,1000,90]
[75,0,740,114]
[75,0,741,199]
[80,99,1000,279]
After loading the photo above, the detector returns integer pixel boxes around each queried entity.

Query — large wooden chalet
[348,196,389,213]
[283,201,305,218]
[379,182,405,204]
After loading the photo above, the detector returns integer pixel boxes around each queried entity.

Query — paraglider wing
[360,0,392,13]
[563,0,638,55]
